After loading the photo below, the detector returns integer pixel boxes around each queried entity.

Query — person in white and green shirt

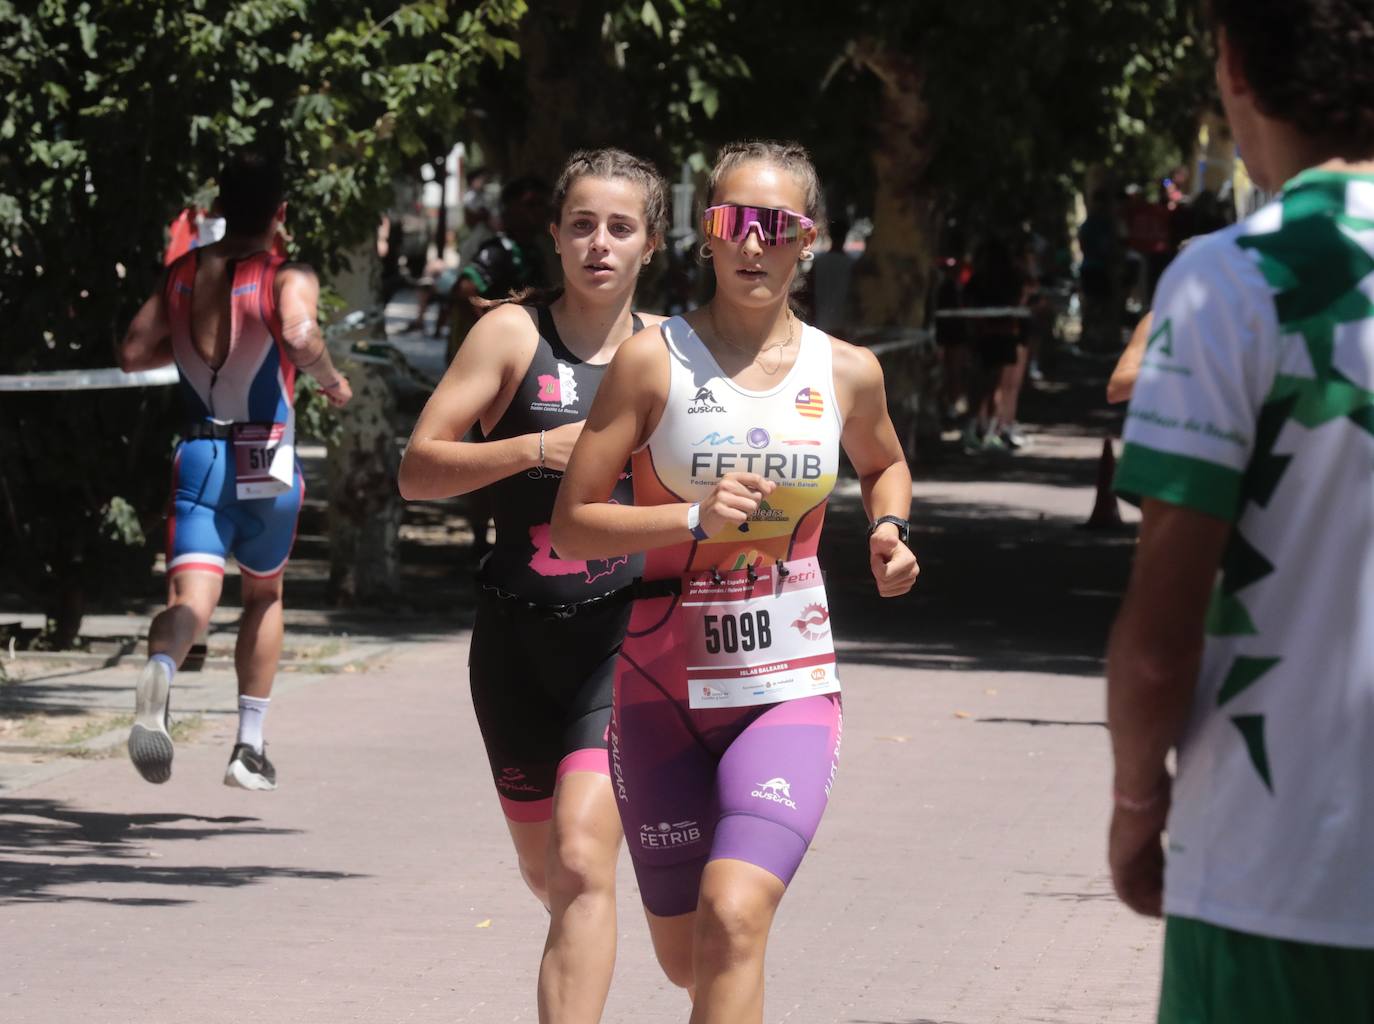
[1106,1,1374,1021]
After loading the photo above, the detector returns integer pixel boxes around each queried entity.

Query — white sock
[236,695,270,753]
[149,653,177,682]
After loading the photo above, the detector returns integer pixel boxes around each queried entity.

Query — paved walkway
[0,361,1163,1023]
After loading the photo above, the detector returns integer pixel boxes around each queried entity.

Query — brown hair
[478,147,669,311]
[554,148,669,251]
[705,140,827,231]
[1209,0,1374,158]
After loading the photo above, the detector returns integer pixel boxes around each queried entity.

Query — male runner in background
[119,151,352,790]
[1108,1,1374,1019]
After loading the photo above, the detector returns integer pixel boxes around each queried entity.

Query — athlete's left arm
[833,340,919,598]
[1106,499,1229,917]
[118,289,173,372]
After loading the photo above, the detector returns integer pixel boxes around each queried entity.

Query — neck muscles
[551,288,637,360]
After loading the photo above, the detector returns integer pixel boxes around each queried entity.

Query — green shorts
[1160,916,1374,1024]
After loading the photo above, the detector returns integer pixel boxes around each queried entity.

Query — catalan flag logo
[794,386,824,419]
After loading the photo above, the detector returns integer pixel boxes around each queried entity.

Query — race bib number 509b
[684,556,840,710]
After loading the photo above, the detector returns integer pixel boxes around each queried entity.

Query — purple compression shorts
[611,593,844,917]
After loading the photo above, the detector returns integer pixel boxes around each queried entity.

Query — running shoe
[223,743,277,791]
[1000,423,1028,449]
[128,659,174,784]
[960,421,983,454]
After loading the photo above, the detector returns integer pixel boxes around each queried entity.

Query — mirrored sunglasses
[702,204,814,246]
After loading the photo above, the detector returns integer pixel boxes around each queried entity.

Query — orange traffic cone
[1083,437,1124,529]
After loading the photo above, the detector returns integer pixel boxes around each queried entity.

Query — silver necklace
[708,305,796,374]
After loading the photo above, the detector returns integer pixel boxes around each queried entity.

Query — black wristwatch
[868,515,910,543]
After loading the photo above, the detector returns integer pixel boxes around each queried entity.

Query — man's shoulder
[1157,216,1274,319]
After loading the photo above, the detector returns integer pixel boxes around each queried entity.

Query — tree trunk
[851,42,938,331]
[474,1,626,178]
[327,357,401,605]
[848,41,943,448]
[326,242,401,605]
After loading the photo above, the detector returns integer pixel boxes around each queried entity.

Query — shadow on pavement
[0,678,128,717]
[0,798,362,905]
[822,493,1134,679]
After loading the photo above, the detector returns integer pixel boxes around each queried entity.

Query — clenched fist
[698,472,777,536]
[868,523,919,597]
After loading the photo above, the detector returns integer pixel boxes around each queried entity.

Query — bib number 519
[703,611,772,654]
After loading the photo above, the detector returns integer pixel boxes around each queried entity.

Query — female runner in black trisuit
[399,149,668,1023]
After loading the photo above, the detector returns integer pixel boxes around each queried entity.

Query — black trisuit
[468,306,643,821]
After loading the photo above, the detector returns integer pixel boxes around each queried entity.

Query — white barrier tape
[935,306,1030,319]
[0,365,179,392]
[865,331,935,357]
[0,310,382,394]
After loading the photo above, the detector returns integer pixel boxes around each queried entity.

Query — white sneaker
[128,659,174,784]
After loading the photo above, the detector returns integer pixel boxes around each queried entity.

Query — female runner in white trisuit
[552,141,919,1023]
[398,149,667,1023]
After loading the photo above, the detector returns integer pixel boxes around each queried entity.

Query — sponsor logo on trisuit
[751,777,797,809]
[639,820,703,849]
[496,767,541,794]
[792,603,830,641]
[748,499,788,523]
[746,427,770,449]
[700,684,728,700]
[694,432,739,446]
[689,386,727,414]
[610,730,628,802]
[690,450,823,481]
[533,363,580,411]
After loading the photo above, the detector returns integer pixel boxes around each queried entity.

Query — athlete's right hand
[698,472,777,536]
[539,421,586,472]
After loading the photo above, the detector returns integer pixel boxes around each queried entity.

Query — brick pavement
[0,426,1163,1024]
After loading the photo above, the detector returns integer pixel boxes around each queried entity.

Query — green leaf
[642,0,664,37]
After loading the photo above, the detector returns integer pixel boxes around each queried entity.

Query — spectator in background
[1125,185,1173,305]
[811,215,854,337]
[1078,188,1122,350]
[962,237,1029,453]
[447,176,552,360]
[935,252,972,424]
[458,166,495,266]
